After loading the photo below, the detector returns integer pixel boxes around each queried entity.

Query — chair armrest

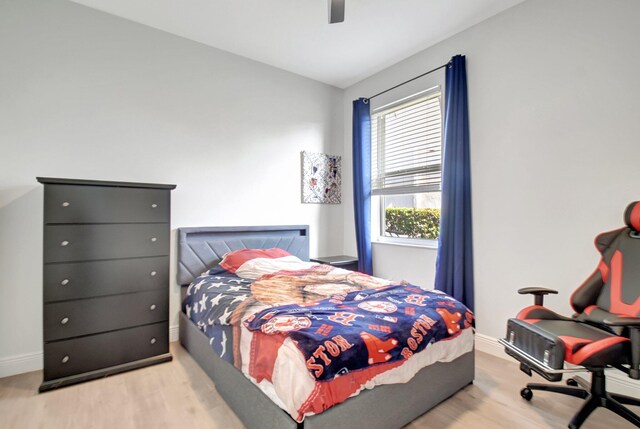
[604,316,640,380]
[603,316,640,327]
[518,287,558,306]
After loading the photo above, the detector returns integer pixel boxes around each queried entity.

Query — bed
[177,225,474,429]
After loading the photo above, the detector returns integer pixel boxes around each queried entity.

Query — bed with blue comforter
[182,253,474,422]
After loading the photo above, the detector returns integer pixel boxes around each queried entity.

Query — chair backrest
[571,201,640,318]
[573,201,640,317]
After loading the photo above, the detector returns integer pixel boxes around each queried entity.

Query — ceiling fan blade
[328,0,345,24]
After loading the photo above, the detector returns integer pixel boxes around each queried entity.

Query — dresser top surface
[37,177,176,190]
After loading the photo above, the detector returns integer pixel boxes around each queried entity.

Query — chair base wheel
[521,387,533,401]
[519,370,640,429]
[566,378,579,387]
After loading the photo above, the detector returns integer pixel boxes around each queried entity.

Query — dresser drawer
[44,257,169,302]
[44,224,169,263]
[43,322,168,381]
[44,290,168,341]
[44,184,170,224]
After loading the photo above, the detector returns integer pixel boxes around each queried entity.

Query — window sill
[372,239,439,250]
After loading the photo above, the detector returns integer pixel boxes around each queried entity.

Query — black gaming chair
[500,201,640,429]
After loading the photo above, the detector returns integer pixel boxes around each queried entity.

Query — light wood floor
[0,343,635,429]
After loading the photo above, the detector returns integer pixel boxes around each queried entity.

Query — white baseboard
[474,332,505,359]
[0,324,180,379]
[606,369,640,397]
[475,332,640,397]
[169,324,179,343]
[0,351,42,379]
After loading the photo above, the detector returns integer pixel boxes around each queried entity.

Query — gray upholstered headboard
[177,225,309,286]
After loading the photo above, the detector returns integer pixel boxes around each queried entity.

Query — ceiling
[71,0,525,88]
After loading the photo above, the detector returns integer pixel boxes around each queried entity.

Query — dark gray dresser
[37,177,176,392]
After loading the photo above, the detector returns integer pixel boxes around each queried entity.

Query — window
[371,90,443,244]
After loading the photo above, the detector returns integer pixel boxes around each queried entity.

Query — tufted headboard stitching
[177,225,309,286]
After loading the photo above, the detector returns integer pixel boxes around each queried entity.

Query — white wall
[0,0,343,374]
[343,0,640,340]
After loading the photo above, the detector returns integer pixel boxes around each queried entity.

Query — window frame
[370,87,444,248]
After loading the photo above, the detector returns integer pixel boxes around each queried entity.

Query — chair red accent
[501,201,640,429]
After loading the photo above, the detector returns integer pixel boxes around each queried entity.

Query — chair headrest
[624,201,640,232]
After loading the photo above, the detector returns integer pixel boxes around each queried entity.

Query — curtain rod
[366,61,450,102]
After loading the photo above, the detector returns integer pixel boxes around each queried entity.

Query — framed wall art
[301,151,341,204]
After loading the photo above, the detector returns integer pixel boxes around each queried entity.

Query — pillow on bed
[235,255,318,279]
[219,248,292,273]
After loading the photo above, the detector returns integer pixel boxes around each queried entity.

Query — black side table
[310,255,359,272]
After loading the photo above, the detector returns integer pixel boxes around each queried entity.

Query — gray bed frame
[177,225,474,429]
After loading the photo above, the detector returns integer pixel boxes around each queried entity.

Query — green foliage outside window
[384,208,441,240]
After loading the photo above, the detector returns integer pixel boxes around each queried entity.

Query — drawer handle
[61,355,70,364]
[61,240,70,247]
[151,203,158,208]
[60,279,70,286]
[60,317,69,325]
[150,237,157,242]
[150,304,157,311]
[150,271,157,277]
[150,337,157,345]
[62,202,70,208]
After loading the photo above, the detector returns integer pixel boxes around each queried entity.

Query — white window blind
[371,93,442,196]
